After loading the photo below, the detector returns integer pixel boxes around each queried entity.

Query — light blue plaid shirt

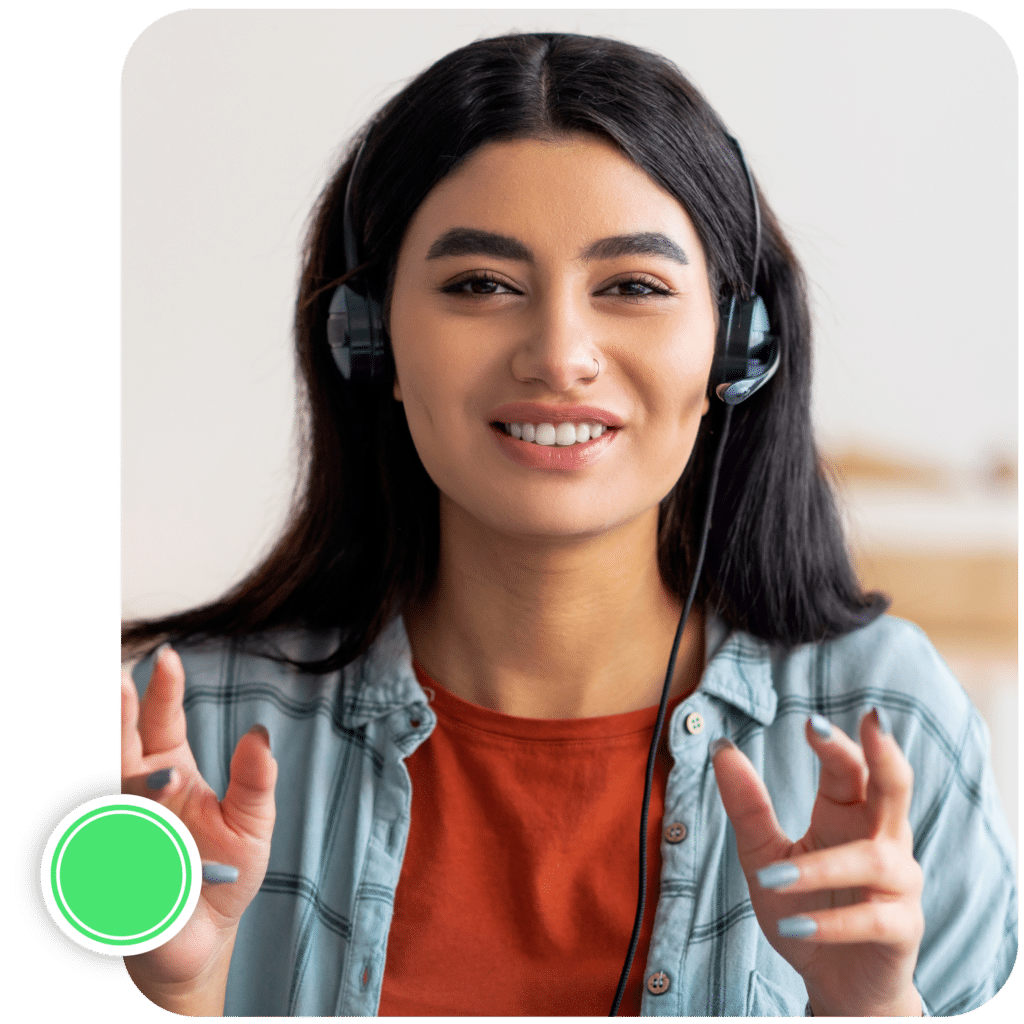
[132,613,1016,1015]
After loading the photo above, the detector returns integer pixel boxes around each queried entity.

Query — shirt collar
[344,615,426,728]
[698,612,778,726]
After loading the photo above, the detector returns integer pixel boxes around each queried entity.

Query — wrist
[125,930,237,1016]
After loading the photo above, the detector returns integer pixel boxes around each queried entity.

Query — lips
[487,402,624,429]
[489,420,618,470]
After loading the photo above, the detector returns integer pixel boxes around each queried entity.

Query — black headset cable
[608,402,734,1016]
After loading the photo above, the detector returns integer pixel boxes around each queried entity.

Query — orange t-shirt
[377,662,682,1016]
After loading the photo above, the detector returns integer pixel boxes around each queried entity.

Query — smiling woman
[120,32,1015,1018]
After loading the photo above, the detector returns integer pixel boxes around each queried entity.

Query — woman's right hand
[121,645,277,1014]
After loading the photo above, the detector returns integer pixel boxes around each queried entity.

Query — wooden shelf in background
[852,548,1017,658]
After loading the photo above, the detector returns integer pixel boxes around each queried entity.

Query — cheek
[631,328,715,477]
[652,327,716,417]
[388,316,478,465]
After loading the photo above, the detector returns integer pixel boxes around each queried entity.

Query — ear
[393,376,403,402]
[701,394,710,416]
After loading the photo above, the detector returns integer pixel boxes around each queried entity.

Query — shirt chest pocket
[745,970,807,1016]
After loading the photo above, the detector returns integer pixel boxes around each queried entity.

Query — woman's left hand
[711,708,925,1016]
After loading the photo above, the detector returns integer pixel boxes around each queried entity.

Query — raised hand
[121,645,277,1014]
[711,709,924,1017]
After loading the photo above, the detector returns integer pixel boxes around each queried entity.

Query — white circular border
[41,794,203,955]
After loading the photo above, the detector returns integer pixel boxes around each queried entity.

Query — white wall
[122,8,1017,620]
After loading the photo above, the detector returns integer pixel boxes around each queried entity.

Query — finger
[775,896,925,947]
[122,766,183,801]
[121,668,144,775]
[861,708,914,838]
[138,645,189,756]
[711,738,789,863]
[220,725,277,844]
[805,715,869,805]
[756,837,923,898]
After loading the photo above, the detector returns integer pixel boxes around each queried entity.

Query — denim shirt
[131,613,1017,1016]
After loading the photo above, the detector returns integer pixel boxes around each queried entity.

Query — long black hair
[122,32,886,668]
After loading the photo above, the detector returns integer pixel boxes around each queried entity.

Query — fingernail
[757,861,801,889]
[202,862,240,884]
[145,768,174,791]
[777,915,818,939]
[249,723,272,754]
[709,737,735,759]
[809,714,832,739]
[873,706,892,736]
[154,642,171,664]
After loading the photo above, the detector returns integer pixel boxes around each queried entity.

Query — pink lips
[489,421,619,471]
[487,402,624,429]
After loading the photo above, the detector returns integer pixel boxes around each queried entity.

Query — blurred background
[122,10,1016,854]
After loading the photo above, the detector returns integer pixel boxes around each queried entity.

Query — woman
[121,32,1016,1016]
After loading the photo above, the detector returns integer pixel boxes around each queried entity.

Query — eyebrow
[425,227,689,265]
[583,232,689,265]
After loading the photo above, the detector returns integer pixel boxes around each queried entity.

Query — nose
[509,285,602,391]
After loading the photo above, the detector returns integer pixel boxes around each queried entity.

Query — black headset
[711,135,780,404]
[326,132,779,406]
[325,132,388,384]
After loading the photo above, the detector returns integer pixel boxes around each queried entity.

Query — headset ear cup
[712,292,752,396]
[326,284,388,382]
[327,284,354,379]
[710,293,777,404]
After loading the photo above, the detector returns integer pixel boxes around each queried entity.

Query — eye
[599,276,675,301]
[440,273,520,296]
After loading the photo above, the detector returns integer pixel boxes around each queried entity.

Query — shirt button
[646,971,671,995]
[684,711,704,735]
[664,822,687,843]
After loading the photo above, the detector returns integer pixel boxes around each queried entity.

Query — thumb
[710,737,790,866]
[221,725,277,843]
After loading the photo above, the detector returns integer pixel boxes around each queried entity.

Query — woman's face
[388,133,717,542]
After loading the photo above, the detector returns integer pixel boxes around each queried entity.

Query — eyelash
[440,272,675,303]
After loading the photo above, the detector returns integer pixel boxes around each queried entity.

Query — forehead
[399,133,705,259]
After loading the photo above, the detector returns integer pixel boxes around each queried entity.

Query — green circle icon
[41,795,202,954]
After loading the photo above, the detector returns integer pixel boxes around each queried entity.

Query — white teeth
[554,423,576,446]
[502,421,610,446]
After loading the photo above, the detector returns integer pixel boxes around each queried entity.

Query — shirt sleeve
[845,618,1017,1015]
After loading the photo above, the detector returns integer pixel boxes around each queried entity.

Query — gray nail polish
[757,861,801,889]
[874,706,892,736]
[250,723,272,755]
[778,916,818,939]
[202,862,240,884]
[145,768,173,791]
[809,714,832,739]
[708,737,735,759]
